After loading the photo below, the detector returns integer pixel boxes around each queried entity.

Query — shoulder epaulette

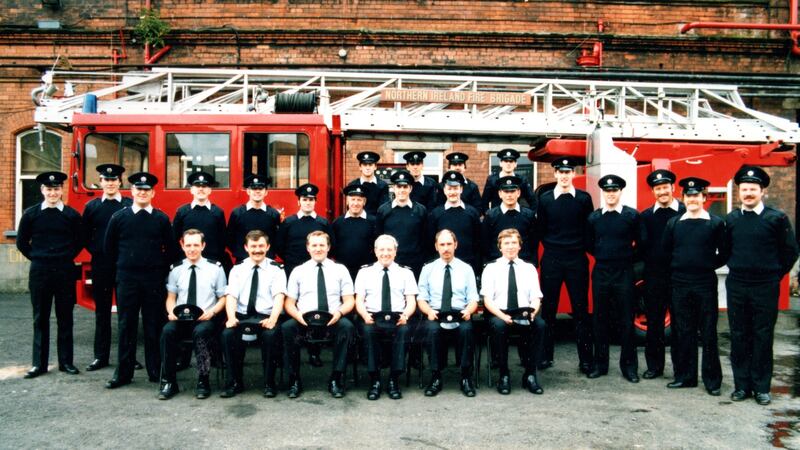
[397,264,412,270]
[206,258,221,266]
[270,260,284,268]
[423,257,438,266]
[360,263,372,269]
[170,260,186,270]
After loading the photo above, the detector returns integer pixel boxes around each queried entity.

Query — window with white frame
[393,150,444,183]
[16,129,62,226]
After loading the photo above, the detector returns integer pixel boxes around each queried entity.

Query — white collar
[680,210,711,221]
[245,257,271,270]
[412,174,425,183]
[498,256,519,265]
[653,198,680,212]
[391,199,412,208]
[375,261,396,271]
[444,201,465,210]
[360,176,378,184]
[345,210,368,219]
[131,204,153,214]
[101,193,122,202]
[553,186,576,199]
[246,201,267,211]
[311,257,331,267]
[500,203,521,214]
[185,257,206,267]
[602,204,623,214]
[191,200,212,209]
[41,201,64,211]
[742,202,765,215]
[297,210,318,219]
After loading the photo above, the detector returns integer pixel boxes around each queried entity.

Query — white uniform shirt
[480,257,543,310]
[166,257,227,311]
[355,262,418,312]
[226,257,287,315]
[287,258,355,314]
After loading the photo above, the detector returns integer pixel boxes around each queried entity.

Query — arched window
[16,128,62,225]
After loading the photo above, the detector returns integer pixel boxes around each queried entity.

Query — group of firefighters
[15,147,798,405]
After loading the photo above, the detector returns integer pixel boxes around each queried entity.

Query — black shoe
[219,381,244,398]
[666,380,697,389]
[537,360,554,370]
[624,371,640,384]
[460,378,476,397]
[309,354,323,368]
[424,378,443,397]
[367,380,382,400]
[158,381,180,400]
[587,369,607,379]
[329,377,345,398]
[287,380,303,399]
[86,359,109,372]
[387,378,402,400]
[642,369,663,380]
[105,377,132,389]
[754,392,771,405]
[496,374,511,395]
[134,361,144,370]
[59,364,80,375]
[579,362,592,375]
[196,376,211,399]
[522,373,544,395]
[730,389,751,401]
[24,366,47,379]
[263,384,277,398]
[706,387,721,396]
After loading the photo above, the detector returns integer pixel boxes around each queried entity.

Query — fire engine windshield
[83,133,149,189]
[243,133,309,189]
[166,133,230,189]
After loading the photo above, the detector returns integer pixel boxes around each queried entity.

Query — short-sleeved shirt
[480,257,543,310]
[417,257,478,311]
[287,258,355,314]
[166,257,227,311]
[355,262,418,312]
[225,257,287,315]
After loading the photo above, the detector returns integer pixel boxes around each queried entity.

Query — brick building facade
[0,0,797,289]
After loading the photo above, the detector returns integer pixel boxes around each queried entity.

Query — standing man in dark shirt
[347,151,390,216]
[375,170,428,278]
[82,163,131,372]
[331,184,377,281]
[482,175,537,265]
[172,172,229,272]
[404,151,439,211]
[436,152,482,210]
[725,166,799,405]
[16,171,82,379]
[481,149,536,212]
[536,157,594,373]
[227,174,281,263]
[428,171,482,272]
[276,183,332,277]
[639,169,684,380]
[104,172,175,388]
[662,177,726,396]
[586,175,641,383]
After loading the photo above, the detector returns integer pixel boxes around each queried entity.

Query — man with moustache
[435,152,482,210]
[481,149,536,212]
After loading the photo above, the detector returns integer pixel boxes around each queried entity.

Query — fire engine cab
[32,68,800,334]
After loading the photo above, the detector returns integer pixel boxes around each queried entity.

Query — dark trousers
[726,277,780,394]
[221,313,280,388]
[643,271,673,373]
[591,265,638,373]
[114,276,166,382]
[160,317,222,382]
[423,319,474,375]
[358,321,410,374]
[671,277,722,390]
[91,261,115,363]
[539,252,592,366]
[281,317,355,379]
[488,315,545,374]
[28,262,75,368]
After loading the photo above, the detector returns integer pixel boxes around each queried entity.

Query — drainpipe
[143,0,171,65]
[680,0,800,56]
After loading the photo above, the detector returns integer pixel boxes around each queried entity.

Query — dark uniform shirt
[347,178,390,216]
[662,211,727,283]
[104,205,175,281]
[427,202,482,270]
[227,202,281,262]
[725,204,799,283]
[537,187,594,257]
[435,178,482,211]
[276,212,331,274]
[330,211,377,280]
[482,203,538,264]
[172,202,227,262]
[586,205,641,268]
[482,173,536,212]
[410,175,439,212]
[375,201,428,272]
[639,199,685,271]
[82,195,132,260]
[17,202,83,264]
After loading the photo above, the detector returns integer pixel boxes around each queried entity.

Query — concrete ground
[0,293,797,449]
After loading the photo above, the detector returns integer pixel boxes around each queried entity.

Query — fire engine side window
[84,133,149,189]
[165,133,230,189]
[243,133,309,189]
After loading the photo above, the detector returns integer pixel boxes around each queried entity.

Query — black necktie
[317,262,328,312]
[247,266,259,316]
[187,265,197,306]
[441,264,452,311]
[381,267,391,311]
[507,261,518,310]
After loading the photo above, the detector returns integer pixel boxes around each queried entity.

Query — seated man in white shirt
[282,231,356,399]
[220,230,286,399]
[481,228,546,395]
[355,234,417,401]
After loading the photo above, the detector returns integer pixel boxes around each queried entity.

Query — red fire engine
[32,68,799,336]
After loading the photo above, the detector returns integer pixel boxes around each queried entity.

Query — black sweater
[17,204,82,265]
[482,205,537,264]
[586,206,641,268]
[226,204,281,262]
[331,214,377,277]
[725,206,799,283]
[104,207,175,280]
[537,189,594,257]
[639,202,685,270]
[82,197,132,258]
[347,178,390,216]
[275,214,331,273]
[662,214,727,283]
[428,204,482,268]
[173,203,227,261]
[375,202,427,269]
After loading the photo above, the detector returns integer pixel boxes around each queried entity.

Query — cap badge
[522,311,529,318]
[307,186,312,192]
[384,314,391,321]
[140,176,146,182]
[607,179,612,184]
[446,315,453,321]
[106,167,112,173]
[450,173,456,179]
[198,175,204,181]
[183,308,190,314]
[747,170,754,176]
[355,187,361,193]
[562,159,568,165]
[254,178,259,183]
[399,174,405,180]
[49,175,55,181]
[656,173,662,179]
[506,180,512,185]
[314,313,321,320]
[688,181,695,187]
